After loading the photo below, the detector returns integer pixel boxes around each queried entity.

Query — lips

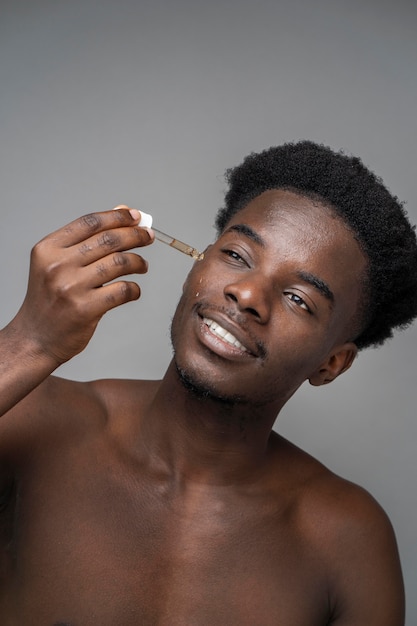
[202,317,249,352]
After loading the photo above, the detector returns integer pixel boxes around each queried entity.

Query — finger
[42,208,147,248]
[74,225,153,267]
[84,252,149,288]
[94,280,142,314]
[67,279,142,323]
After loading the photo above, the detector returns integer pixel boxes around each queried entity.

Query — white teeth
[203,318,247,352]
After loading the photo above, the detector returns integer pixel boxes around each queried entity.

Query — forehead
[227,189,361,257]
[230,188,336,227]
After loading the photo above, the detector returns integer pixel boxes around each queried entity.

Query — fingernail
[129,208,141,221]
[143,227,154,241]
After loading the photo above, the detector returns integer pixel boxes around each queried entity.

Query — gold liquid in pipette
[153,228,204,261]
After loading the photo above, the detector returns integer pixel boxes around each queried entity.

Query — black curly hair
[215,140,417,350]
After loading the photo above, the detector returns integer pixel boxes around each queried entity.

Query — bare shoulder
[0,376,147,467]
[300,459,402,575]
[0,375,161,465]
[0,376,101,458]
[272,435,405,625]
[271,433,398,537]
[313,476,404,625]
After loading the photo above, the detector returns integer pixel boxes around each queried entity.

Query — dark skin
[0,193,404,625]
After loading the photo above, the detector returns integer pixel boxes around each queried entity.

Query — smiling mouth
[202,317,249,352]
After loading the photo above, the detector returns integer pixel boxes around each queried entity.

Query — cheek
[269,320,329,371]
[195,272,212,298]
[182,256,215,298]
[181,265,200,295]
[182,275,205,300]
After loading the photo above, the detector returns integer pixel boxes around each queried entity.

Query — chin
[174,360,248,406]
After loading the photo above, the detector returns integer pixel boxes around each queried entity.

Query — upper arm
[0,378,47,467]
[326,487,405,626]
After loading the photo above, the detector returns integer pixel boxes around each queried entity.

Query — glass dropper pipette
[139,211,204,261]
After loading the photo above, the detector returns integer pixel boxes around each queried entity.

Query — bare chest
[0,454,330,625]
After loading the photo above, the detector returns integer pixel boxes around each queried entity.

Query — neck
[137,361,284,486]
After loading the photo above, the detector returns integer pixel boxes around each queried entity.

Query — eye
[222,248,248,265]
[284,292,312,313]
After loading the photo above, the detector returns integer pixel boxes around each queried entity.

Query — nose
[224,274,270,323]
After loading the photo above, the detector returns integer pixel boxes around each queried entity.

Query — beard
[173,359,249,407]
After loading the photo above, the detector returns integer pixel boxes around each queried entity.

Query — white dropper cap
[138,210,153,228]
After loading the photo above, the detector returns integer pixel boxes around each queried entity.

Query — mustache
[195,300,267,360]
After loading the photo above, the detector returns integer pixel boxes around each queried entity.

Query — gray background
[1,0,416,621]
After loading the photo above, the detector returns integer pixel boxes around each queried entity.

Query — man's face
[170,189,367,408]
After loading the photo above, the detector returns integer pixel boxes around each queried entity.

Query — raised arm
[0,207,152,417]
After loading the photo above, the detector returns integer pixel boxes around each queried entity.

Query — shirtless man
[0,141,416,625]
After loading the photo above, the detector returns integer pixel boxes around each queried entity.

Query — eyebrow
[297,270,334,304]
[226,223,266,247]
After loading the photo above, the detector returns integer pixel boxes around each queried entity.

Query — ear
[308,342,358,387]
